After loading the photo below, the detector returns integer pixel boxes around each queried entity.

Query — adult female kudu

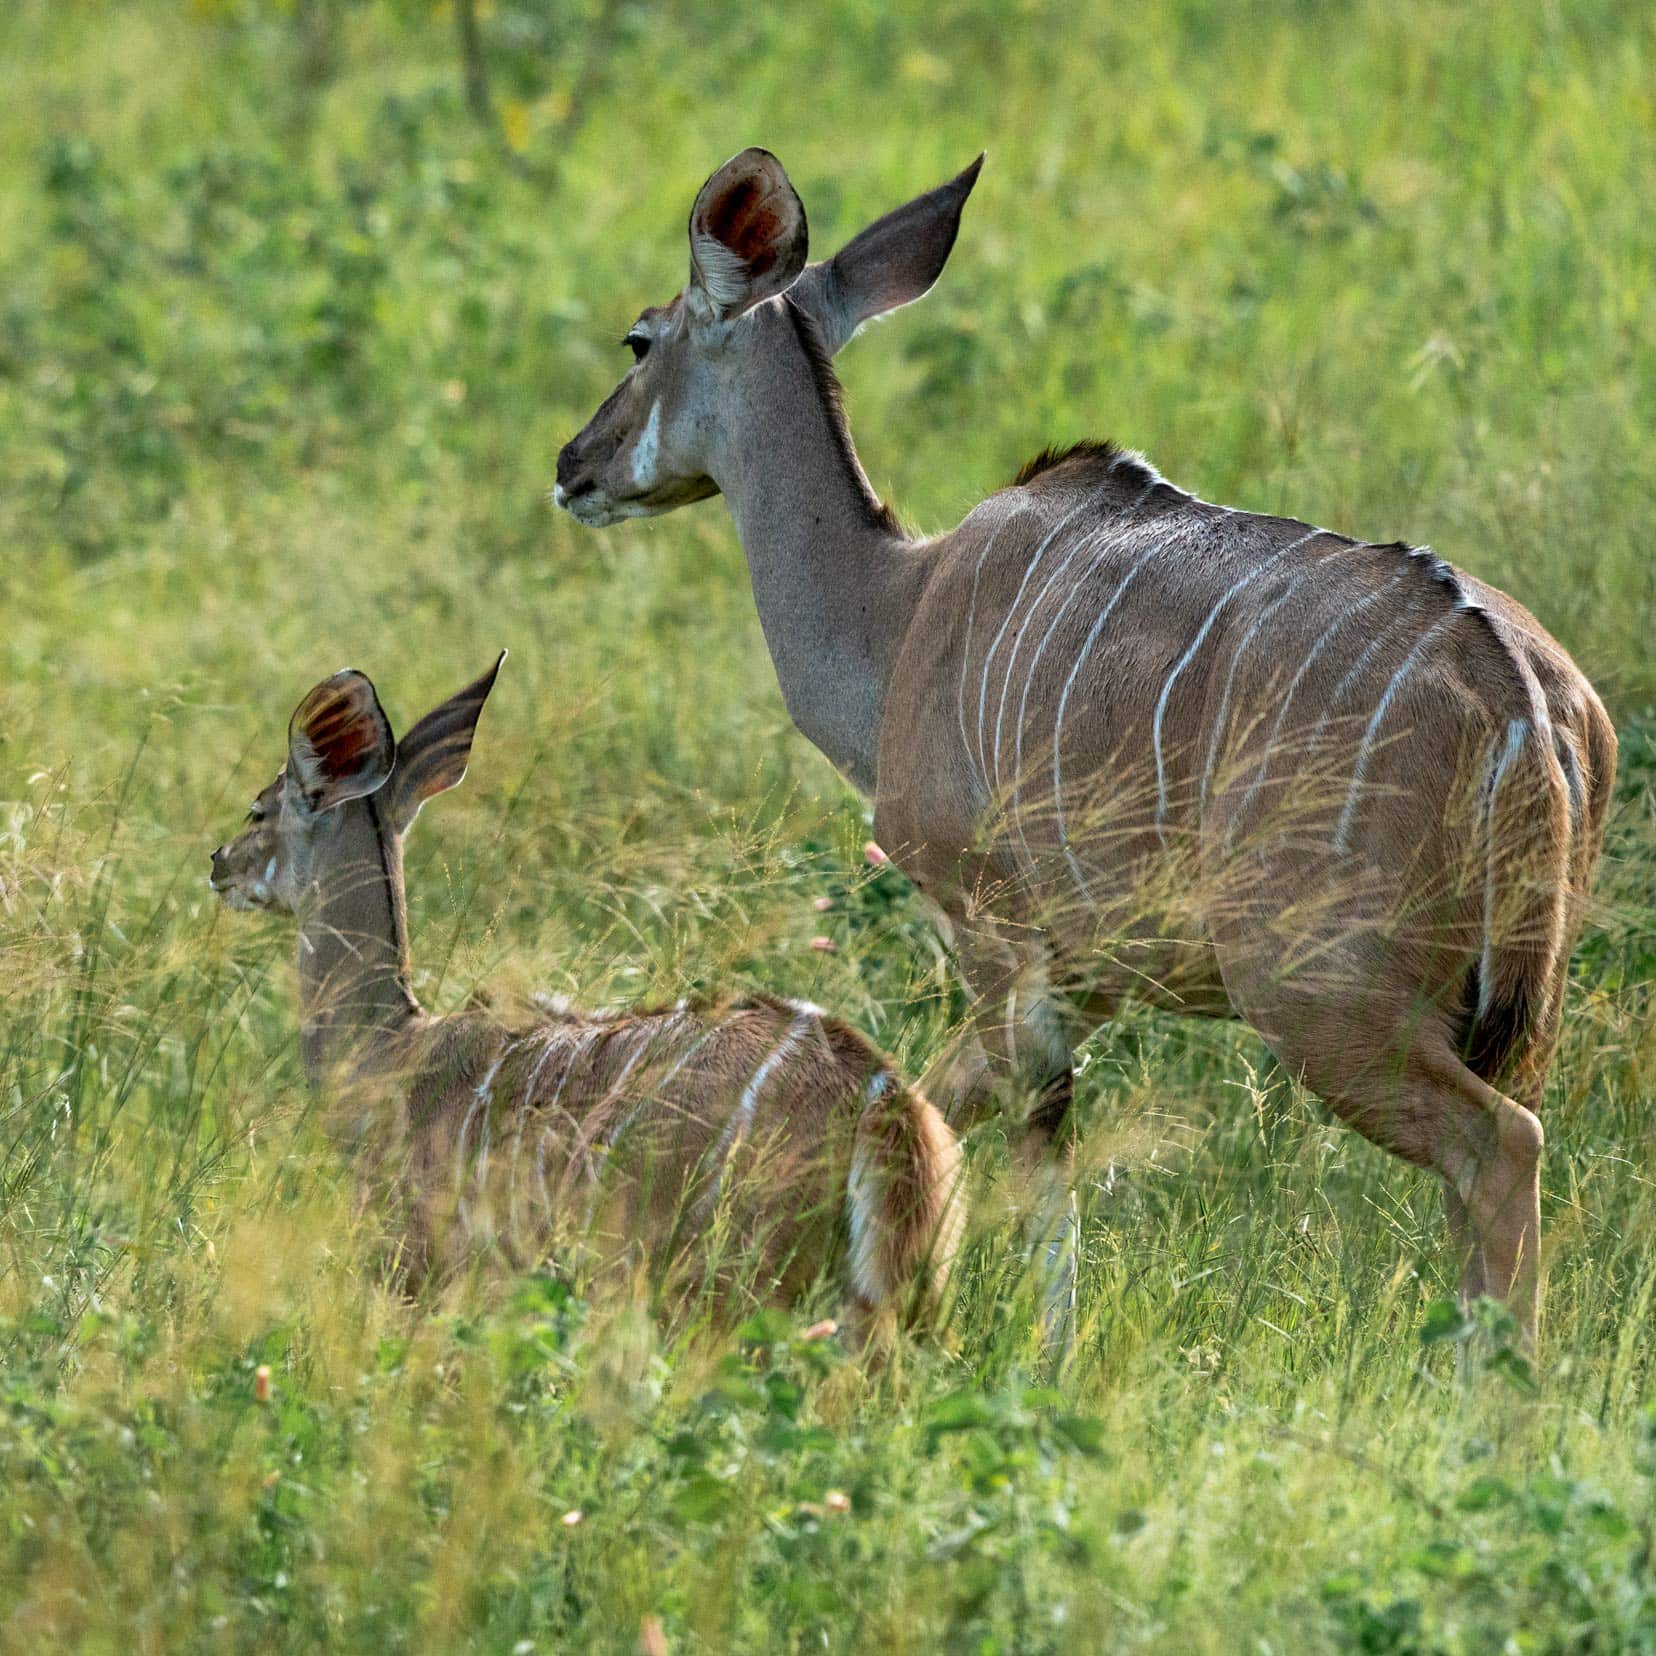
[554,149,1615,1346]
[209,656,964,1336]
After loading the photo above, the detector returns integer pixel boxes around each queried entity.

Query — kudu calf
[209,656,963,1335]
[555,148,1616,1347]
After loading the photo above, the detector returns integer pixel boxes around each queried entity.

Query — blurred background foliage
[1,1,1653,1649]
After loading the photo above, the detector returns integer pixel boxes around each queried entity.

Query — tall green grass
[1,1,1652,1648]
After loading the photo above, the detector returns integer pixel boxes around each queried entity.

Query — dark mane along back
[1010,439,1161,491]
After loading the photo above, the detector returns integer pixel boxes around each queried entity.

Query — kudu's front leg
[925,919,1080,1360]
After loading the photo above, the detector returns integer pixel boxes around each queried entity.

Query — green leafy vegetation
[1,1,1652,1648]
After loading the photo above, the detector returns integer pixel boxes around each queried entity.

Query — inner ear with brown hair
[688,147,809,322]
[385,651,506,834]
[287,670,396,813]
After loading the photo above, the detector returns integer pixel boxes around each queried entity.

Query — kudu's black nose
[554,441,594,497]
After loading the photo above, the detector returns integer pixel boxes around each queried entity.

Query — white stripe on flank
[506,1021,640,1241]
[699,1010,815,1219]
[532,1031,599,1214]
[521,1027,568,1106]
[510,1029,568,1233]
[645,1019,715,1098]
[734,1011,813,1136]
[1479,718,1530,1016]
[505,1083,542,1249]
[1150,534,1318,846]
[602,1015,712,1150]
[1050,521,1190,889]
[992,509,1122,792]
[456,1043,510,1199]
[1231,567,1413,832]
[975,501,1092,795]
[520,1027,576,1222]
[1495,614,1558,752]
[589,1023,661,1154]
[1494,647,1565,1012]
[1007,482,1162,863]
[572,1024,662,1227]
[955,518,1014,801]
[1333,614,1454,854]
[1196,532,1340,812]
[1323,614,1410,711]
[457,1039,520,1235]
[608,1024,656,1100]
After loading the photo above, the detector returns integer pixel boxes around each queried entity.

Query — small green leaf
[921,1391,997,1442]
[374,1336,409,1374]
[1051,1413,1107,1457]
[1420,1298,1473,1345]
[1454,1475,1516,1511]
[736,1309,794,1348]
[1486,1345,1539,1395]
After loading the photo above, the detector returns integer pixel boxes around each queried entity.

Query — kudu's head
[553,147,983,528]
[209,654,505,915]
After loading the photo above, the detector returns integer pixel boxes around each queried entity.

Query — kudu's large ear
[385,651,506,834]
[790,154,984,354]
[287,670,396,813]
[687,147,809,323]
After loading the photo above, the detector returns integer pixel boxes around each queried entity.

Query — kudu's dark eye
[623,331,650,362]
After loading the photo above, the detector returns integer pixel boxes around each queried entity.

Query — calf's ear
[287,670,396,813]
[386,651,506,834]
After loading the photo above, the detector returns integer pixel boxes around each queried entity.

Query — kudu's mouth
[209,853,279,911]
[551,481,678,528]
[550,474,720,528]
[551,481,623,527]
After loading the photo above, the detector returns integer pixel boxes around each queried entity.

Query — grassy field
[2,1,1654,1649]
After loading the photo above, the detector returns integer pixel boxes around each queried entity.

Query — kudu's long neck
[294,799,421,1088]
[710,303,930,793]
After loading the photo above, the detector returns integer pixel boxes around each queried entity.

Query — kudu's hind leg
[1441,1033,1554,1321]
[1280,1028,1544,1349]
[1441,1182,1488,1307]
[1437,1051,1544,1347]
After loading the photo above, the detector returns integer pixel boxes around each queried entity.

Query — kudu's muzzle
[552,437,597,511]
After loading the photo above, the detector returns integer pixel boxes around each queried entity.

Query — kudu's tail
[1463,716,1575,1092]
[846,1068,966,1328]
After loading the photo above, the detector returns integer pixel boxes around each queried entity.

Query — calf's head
[209,655,505,913]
